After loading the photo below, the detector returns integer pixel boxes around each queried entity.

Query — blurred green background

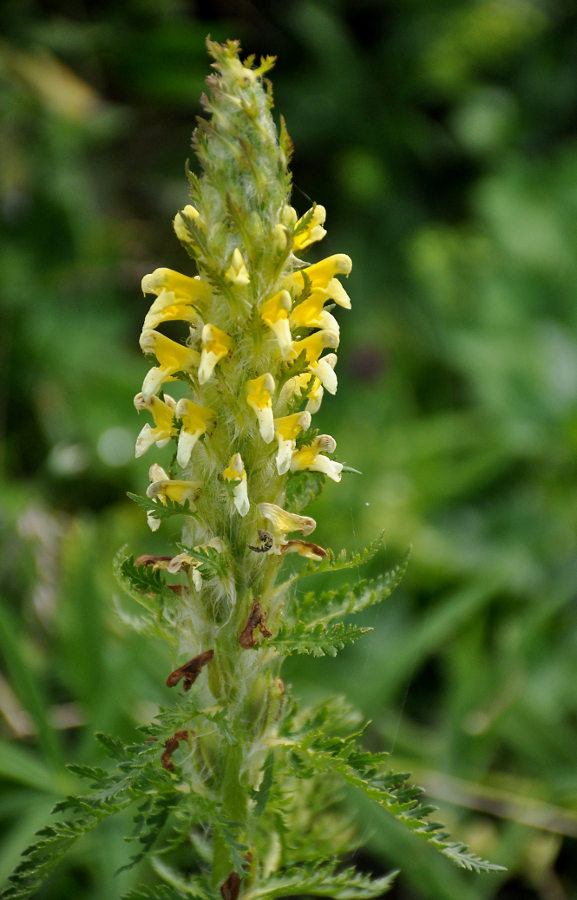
[2,1,577,897]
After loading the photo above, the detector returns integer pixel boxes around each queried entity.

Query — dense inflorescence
[2,40,502,900]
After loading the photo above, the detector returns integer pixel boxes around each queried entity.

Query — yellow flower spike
[293,204,327,252]
[173,204,201,242]
[257,502,316,554]
[145,463,202,531]
[174,398,217,468]
[246,373,276,443]
[133,392,177,458]
[309,352,338,395]
[260,290,293,359]
[290,433,343,482]
[198,323,233,385]
[141,268,212,307]
[292,328,339,366]
[143,289,202,332]
[223,452,250,517]
[139,330,201,400]
[273,410,311,475]
[225,248,250,285]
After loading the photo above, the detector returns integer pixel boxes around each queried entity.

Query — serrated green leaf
[285,470,325,513]
[286,727,503,874]
[126,492,197,521]
[293,550,410,626]
[252,860,397,899]
[267,622,372,658]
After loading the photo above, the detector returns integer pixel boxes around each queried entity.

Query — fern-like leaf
[127,492,197,522]
[293,551,410,626]
[287,728,504,874]
[253,861,397,898]
[267,622,372,657]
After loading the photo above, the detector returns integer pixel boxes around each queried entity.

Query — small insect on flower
[166,650,214,691]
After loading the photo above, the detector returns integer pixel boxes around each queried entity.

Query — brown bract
[220,871,241,900]
[166,649,214,690]
[160,729,190,771]
[239,601,272,648]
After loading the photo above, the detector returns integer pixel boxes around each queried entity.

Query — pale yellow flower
[133,392,177,457]
[198,324,233,384]
[290,434,342,482]
[173,204,201,242]
[141,267,211,307]
[146,464,202,531]
[260,290,293,359]
[292,204,326,252]
[246,373,275,443]
[143,289,201,332]
[223,453,249,517]
[174,398,216,468]
[273,411,311,474]
[279,372,325,415]
[291,329,339,366]
[139,330,200,400]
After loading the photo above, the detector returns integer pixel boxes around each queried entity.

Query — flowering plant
[3,39,501,900]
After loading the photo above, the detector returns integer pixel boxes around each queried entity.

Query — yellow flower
[143,289,201,332]
[246,373,275,443]
[309,352,338,395]
[223,452,249,516]
[290,434,342,482]
[139,330,200,400]
[173,204,201,242]
[133,392,177,457]
[292,204,326,252]
[257,502,316,554]
[141,267,211,307]
[260,290,293,359]
[273,411,311,474]
[174,398,216,468]
[284,253,352,300]
[279,372,325,415]
[198,324,233,384]
[292,329,339,366]
[146,464,202,531]
[225,248,250,285]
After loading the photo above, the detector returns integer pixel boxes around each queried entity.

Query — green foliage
[126,493,197,522]
[285,470,325,513]
[176,543,228,579]
[267,621,372,658]
[292,550,410,626]
[251,861,398,898]
[283,711,504,875]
